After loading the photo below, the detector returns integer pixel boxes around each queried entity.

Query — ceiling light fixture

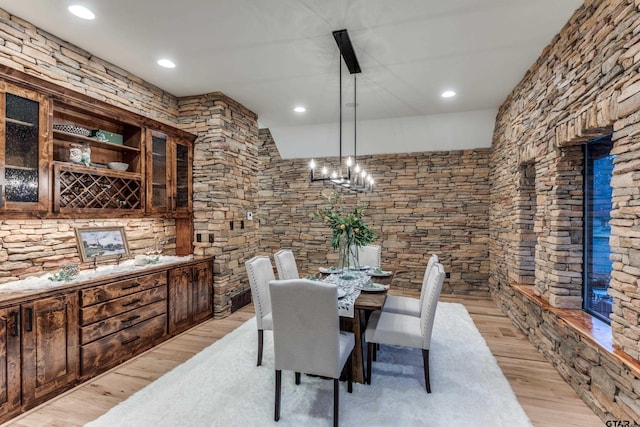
[157,58,176,68]
[309,29,373,192]
[441,90,456,98]
[68,5,95,20]
[294,106,306,113]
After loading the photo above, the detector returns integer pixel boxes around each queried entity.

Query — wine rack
[53,163,142,213]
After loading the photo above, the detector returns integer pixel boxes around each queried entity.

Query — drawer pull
[121,336,140,346]
[26,308,33,332]
[121,283,141,290]
[11,311,19,337]
[122,298,141,307]
[122,315,141,323]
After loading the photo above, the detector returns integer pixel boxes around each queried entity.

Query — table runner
[322,270,372,318]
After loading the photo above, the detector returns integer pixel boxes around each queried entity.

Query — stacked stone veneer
[0,218,177,283]
[491,0,640,421]
[257,129,492,295]
[179,93,260,318]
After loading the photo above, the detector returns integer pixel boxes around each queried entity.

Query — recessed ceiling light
[441,90,456,98]
[68,5,95,20]
[294,106,306,113]
[157,59,176,68]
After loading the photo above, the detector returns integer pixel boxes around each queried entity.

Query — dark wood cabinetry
[168,261,213,335]
[20,293,79,409]
[0,66,196,219]
[0,257,213,423]
[79,272,168,377]
[146,129,193,216]
[0,306,21,421]
[0,82,49,212]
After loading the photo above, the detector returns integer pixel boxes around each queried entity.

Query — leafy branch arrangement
[312,191,376,249]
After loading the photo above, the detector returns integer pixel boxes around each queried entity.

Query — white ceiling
[0,0,582,158]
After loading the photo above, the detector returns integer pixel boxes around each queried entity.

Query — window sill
[510,283,640,378]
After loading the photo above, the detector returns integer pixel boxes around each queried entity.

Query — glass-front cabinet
[146,129,192,215]
[0,70,194,218]
[0,83,48,211]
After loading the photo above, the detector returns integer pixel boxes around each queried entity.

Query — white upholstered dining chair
[245,255,276,366]
[365,263,445,393]
[273,249,300,280]
[269,278,354,427]
[382,254,439,317]
[357,244,381,269]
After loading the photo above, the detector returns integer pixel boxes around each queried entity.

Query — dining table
[317,267,394,384]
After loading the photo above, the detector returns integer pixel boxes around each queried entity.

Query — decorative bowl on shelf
[107,162,129,171]
[53,124,91,137]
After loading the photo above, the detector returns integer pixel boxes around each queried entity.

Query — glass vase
[338,238,360,272]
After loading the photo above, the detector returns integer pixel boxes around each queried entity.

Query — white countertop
[0,255,194,292]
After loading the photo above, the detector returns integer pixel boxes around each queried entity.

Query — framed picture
[75,226,130,262]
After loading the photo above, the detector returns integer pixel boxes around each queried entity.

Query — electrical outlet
[247,211,253,220]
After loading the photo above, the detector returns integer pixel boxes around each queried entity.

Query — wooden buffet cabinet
[0,257,213,422]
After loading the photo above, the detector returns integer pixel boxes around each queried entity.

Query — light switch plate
[247,212,253,220]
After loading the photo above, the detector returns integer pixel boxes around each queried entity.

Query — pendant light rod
[339,51,343,174]
[354,74,357,163]
[332,29,361,74]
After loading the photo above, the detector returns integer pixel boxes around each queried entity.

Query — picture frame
[75,226,130,262]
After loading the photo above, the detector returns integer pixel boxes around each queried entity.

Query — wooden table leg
[340,312,365,384]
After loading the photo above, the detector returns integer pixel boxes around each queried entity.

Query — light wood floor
[2,293,603,427]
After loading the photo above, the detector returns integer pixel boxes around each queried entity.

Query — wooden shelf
[53,131,140,153]
[53,161,141,179]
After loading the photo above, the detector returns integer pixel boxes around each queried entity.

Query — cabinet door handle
[121,283,141,290]
[121,336,140,346]
[122,298,141,307]
[26,308,33,332]
[121,315,141,323]
[11,311,19,337]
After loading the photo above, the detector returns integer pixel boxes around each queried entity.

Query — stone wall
[180,93,260,318]
[257,129,492,295]
[491,0,640,421]
[0,9,179,124]
[494,284,639,423]
[0,218,177,283]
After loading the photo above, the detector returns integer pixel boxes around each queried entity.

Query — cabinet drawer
[80,285,167,326]
[81,272,167,306]
[80,299,167,345]
[81,313,167,377]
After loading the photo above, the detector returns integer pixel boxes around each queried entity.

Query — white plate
[337,288,347,299]
[358,282,389,292]
[367,270,392,277]
[319,266,339,274]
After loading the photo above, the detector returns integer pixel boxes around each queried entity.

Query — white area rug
[85,302,532,427]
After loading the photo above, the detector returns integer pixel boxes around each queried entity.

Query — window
[583,136,614,323]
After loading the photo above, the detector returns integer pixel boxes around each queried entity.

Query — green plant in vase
[312,191,376,272]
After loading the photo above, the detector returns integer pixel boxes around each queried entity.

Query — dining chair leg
[347,353,353,393]
[295,372,301,385]
[333,378,339,427]
[366,342,373,385]
[422,349,431,393]
[275,369,281,421]
[373,343,377,361]
[257,329,264,366]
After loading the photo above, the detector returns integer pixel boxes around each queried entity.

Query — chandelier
[309,29,374,192]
